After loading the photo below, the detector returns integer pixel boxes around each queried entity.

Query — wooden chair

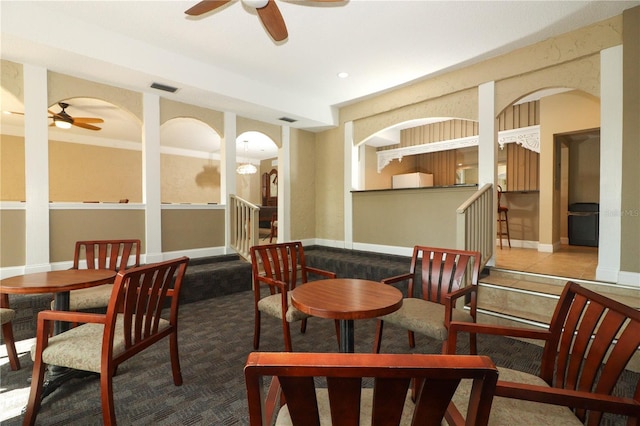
[250,242,338,352]
[373,246,481,354]
[1,294,20,370]
[269,213,278,243]
[63,239,141,312]
[244,351,499,426]
[24,257,189,426]
[445,281,640,425]
[497,185,511,249]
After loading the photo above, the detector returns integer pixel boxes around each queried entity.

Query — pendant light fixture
[237,140,257,175]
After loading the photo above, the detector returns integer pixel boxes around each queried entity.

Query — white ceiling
[1,0,638,159]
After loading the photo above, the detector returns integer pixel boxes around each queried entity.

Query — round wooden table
[1,269,117,322]
[291,278,403,353]
[1,269,117,401]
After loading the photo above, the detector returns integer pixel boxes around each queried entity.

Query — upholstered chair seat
[378,298,474,342]
[257,293,309,323]
[1,294,21,370]
[30,314,170,373]
[452,367,582,425]
[51,284,114,311]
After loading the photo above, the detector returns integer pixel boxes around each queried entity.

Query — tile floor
[494,244,598,281]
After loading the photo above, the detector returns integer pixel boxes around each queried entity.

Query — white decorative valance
[376,125,540,173]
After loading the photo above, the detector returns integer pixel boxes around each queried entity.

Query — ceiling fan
[48,102,104,131]
[185,0,342,42]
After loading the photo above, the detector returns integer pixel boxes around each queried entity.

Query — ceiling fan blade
[185,0,232,16]
[72,122,101,131]
[257,1,288,42]
[72,117,104,124]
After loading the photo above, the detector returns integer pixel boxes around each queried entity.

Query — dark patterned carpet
[1,276,638,424]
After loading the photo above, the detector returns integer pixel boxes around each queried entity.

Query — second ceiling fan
[50,102,104,131]
[185,0,342,42]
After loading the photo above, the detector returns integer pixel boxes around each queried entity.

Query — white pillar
[597,45,623,283]
[343,121,355,249]
[222,112,237,253]
[23,64,51,273]
[478,81,497,266]
[142,92,163,263]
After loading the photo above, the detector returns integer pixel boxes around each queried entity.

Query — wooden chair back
[407,246,480,305]
[250,242,309,295]
[72,239,141,272]
[541,282,640,424]
[245,352,499,426]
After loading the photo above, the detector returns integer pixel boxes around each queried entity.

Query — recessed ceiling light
[337,72,349,79]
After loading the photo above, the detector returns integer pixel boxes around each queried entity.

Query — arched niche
[361,117,479,190]
[160,117,222,204]
[236,131,278,207]
[48,97,143,202]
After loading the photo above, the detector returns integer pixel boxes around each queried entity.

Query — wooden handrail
[229,195,260,261]
[456,184,494,270]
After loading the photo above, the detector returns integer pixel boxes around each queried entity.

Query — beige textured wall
[161,154,221,204]
[621,7,640,273]
[0,134,25,201]
[315,15,623,248]
[0,209,25,267]
[539,91,600,245]
[49,72,142,121]
[315,126,344,241]
[353,187,476,247]
[49,209,145,262]
[161,209,225,251]
[49,140,143,202]
[501,192,540,242]
[160,98,223,134]
[289,129,316,240]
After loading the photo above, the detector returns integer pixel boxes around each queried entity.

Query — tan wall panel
[353,187,476,247]
[49,209,145,262]
[0,135,25,201]
[315,126,344,241]
[621,7,640,273]
[501,192,540,242]
[161,209,224,251]
[289,129,316,240]
[48,72,142,121]
[161,154,221,204]
[49,140,142,202]
[160,98,223,135]
[0,209,25,267]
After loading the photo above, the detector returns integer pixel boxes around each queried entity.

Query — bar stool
[497,185,511,249]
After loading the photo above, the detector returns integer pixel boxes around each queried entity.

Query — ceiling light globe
[242,0,269,9]
[54,120,72,129]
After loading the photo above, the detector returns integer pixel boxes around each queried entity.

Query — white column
[142,92,163,263]
[597,45,623,283]
[279,126,290,243]
[343,121,354,249]
[23,64,51,273]
[478,81,497,266]
[222,112,237,252]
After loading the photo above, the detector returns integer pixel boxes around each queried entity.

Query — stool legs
[497,209,511,249]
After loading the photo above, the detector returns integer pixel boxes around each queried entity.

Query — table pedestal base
[339,320,354,353]
[23,367,98,413]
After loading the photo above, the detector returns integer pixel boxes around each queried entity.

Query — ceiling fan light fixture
[242,0,269,9]
[53,117,72,129]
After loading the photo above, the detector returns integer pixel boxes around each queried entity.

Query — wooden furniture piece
[373,246,481,354]
[291,278,403,353]
[269,212,278,243]
[1,269,117,400]
[0,294,20,370]
[244,352,499,426]
[445,281,640,425]
[261,168,278,206]
[497,185,511,249]
[64,239,141,313]
[250,242,337,352]
[23,257,189,426]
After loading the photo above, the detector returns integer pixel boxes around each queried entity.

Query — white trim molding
[376,125,540,173]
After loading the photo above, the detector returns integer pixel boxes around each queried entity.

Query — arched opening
[160,117,222,204]
[47,97,142,202]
